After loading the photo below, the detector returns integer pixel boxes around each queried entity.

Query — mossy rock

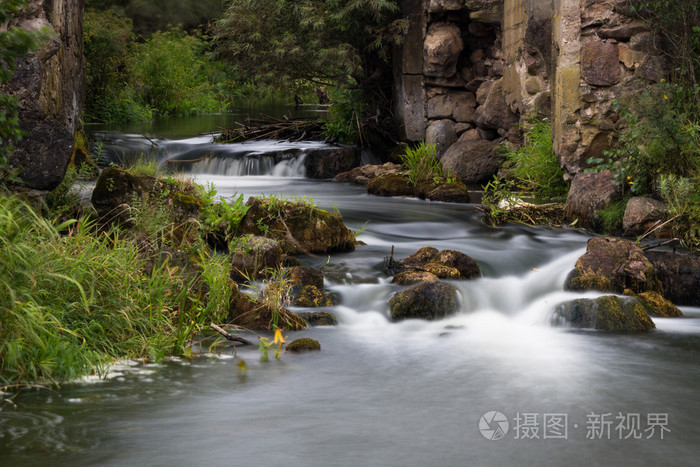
[92,167,156,214]
[552,295,655,331]
[286,338,321,352]
[228,288,307,331]
[423,262,461,279]
[229,236,283,282]
[417,179,470,203]
[297,311,338,326]
[392,270,439,285]
[291,284,334,307]
[390,281,459,321]
[631,291,683,318]
[392,246,481,280]
[288,265,324,289]
[238,197,355,254]
[564,237,662,294]
[367,173,416,197]
[564,273,615,293]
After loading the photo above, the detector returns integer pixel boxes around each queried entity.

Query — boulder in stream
[286,338,321,352]
[564,237,662,295]
[390,281,459,321]
[228,283,307,331]
[238,196,355,254]
[552,295,655,331]
[391,246,481,280]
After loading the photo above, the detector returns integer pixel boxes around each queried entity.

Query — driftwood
[214,115,326,143]
[209,323,255,345]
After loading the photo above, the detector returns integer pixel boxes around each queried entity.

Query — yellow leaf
[273,328,285,344]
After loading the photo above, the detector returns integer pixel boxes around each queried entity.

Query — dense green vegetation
[84,9,232,123]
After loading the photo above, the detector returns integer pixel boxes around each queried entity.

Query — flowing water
[2,110,700,466]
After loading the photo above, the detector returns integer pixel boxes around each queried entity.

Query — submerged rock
[297,311,338,326]
[552,295,655,331]
[565,237,662,295]
[286,338,321,352]
[390,281,459,321]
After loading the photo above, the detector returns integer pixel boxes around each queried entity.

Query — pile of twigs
[213,115,326,143]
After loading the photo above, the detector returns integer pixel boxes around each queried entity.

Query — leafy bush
[499,117,568,199]
[84,10,231,123]
[129,30,223,116]
[589,85,700,196]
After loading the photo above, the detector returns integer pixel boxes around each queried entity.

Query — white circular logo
[479,411,509,440]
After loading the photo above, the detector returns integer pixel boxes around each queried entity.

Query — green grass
[500,117,568,199]
[399,142,454,187]
[0,195,230,388]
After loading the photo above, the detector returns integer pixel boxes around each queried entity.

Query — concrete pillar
[393,0,427,141]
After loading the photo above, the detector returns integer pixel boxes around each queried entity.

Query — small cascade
[96,132,341,178]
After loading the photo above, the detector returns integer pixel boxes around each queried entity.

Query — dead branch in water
[214,116,327,143]
[209,323,255,345]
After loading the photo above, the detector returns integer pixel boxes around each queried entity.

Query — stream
[2,106,700,466]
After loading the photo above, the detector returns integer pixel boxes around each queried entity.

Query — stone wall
[553,0,665,176]
[393,0,665,181]
[2,0,85,192]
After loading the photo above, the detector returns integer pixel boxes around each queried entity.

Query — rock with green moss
[630,291,683,317]
[297,311,338,326]
[92,167,203,226]
[228,285,306,331]
[286,265,335,307]
[552,295,655,331]
[286,337,321,352]
[392,270,439,285]
[564,237,662,294]
[389,246,481,280]
[367,173,416,197]
[420,181,470,203]
[238,197,355,254]
[292,284,334,307]
[390,281,459,321]
[229,235,283,281]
